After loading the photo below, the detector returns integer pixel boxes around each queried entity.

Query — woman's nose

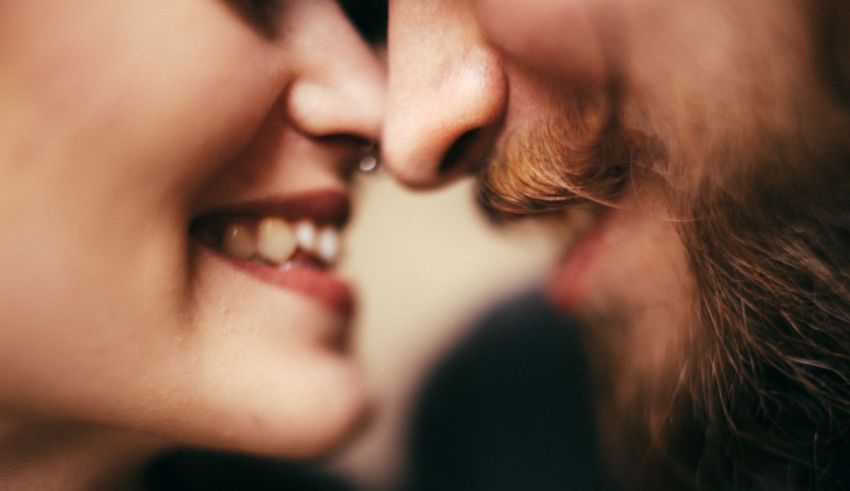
[284,2,385,145]
[381,1,507,189]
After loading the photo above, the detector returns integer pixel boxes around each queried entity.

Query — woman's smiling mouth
[191,190,354,314]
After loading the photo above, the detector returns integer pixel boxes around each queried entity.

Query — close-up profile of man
[380,0,850,489]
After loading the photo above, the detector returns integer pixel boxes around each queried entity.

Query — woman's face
[0,0,383,456]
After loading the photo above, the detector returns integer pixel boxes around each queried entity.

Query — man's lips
[190,190,354,315]
[547,206,615,311]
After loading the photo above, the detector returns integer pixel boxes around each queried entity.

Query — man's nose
[381,1,507,188]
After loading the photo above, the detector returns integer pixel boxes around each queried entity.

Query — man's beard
[472,76,850,488]
[475,88,650,221]
[472,87,702,486]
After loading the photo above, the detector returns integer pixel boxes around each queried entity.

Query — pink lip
[205,248,355,315]
[546,207,615,312]
[191,189,355,315]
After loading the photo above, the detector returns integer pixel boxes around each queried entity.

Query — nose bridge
[284,2,385,143]
[383,1,507,187]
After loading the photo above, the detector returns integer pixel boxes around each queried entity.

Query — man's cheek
[476,0,607,86]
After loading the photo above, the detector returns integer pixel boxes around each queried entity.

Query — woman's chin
[243,358,368,459]
[123,246,371,459]
[152,347,370,459]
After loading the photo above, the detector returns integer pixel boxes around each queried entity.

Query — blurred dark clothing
[408,290,610,491]
[143,449,356,491]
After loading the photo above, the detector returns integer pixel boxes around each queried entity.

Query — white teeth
[256,217,297,264]
[316,227,340,264]
[294,221,317,252]
[217,217,340,266]
[222,223,255,259]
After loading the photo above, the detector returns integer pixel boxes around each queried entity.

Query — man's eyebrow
[337,0,388,44]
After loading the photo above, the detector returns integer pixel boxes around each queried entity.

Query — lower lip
[546,209,615,312]
[202,245,355,315]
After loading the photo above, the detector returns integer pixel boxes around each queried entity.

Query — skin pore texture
[382,0,850,488]
[0,0,383,488]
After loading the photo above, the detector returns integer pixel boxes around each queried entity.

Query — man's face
[380,0,732,339]
[382,0,830,340]
[383,0,850,485]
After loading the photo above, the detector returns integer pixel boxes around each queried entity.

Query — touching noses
[381,16,507,188]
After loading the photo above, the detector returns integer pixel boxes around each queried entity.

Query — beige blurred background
[332,172,565,490]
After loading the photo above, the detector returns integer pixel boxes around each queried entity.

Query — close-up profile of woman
[0,0,384,488]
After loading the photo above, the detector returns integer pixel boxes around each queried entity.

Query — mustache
[475,93,666,223]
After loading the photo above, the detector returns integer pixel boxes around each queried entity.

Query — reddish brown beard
[475,93,625,218]
[675,130,850,489]
[475,87,668,222]
[474,11,850,489]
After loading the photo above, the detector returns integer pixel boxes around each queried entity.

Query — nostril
[439,129,480,177]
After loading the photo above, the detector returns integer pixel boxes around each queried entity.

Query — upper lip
[194,189,351,228]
